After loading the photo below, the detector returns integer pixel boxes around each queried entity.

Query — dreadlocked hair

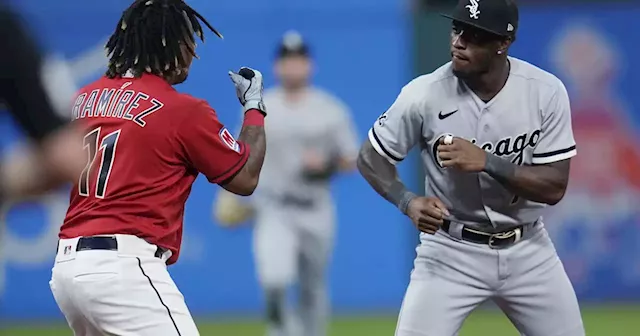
[105,0,222,79]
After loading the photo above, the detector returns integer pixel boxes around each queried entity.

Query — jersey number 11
[79,127,121,198]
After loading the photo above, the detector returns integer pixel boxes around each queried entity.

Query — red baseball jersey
[59,74,248,264]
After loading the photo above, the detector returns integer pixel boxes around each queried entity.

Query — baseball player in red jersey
[49,1,267,335]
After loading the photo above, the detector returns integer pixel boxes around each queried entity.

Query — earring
[497,50,503,55]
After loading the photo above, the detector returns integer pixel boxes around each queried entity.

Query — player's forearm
[357,140,416,214]
[483,154,570,205]
[237,109,266,181]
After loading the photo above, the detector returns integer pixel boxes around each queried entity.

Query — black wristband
[484,153,516,182]
[389,181,417,215]
[398,191,417,215]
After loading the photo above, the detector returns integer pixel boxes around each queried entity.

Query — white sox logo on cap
[219,127,240,153]
[466,0,480,19]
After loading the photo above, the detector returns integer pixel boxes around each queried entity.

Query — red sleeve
[175,101,249,184]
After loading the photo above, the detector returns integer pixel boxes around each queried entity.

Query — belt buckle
[488,228,521,249]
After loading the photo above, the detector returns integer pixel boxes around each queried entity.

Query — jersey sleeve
[176,102,249,184]
[368,84,423,165]
[531,82,577,164]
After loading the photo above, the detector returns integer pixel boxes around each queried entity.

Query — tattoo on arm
[484,154,571,205]
[238,125,266,179]
[357,140,416,214]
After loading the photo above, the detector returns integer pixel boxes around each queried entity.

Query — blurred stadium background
[2,0,640,334]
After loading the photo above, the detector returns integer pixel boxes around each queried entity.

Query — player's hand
[228,67,266,115]
[406,196,450,234]
[301,151,333,182]
[438,137,486,172]
[302,150,326,171]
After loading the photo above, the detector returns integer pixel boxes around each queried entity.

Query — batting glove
[228,67,266,115]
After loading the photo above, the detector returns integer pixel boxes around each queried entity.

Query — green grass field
[3,306,639,336]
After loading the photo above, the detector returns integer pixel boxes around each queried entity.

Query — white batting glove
[228,67,266,115]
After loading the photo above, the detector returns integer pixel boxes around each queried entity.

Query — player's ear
[497,37,512,55]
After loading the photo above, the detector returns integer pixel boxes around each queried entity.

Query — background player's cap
[441,0,519,38]
[276,30,310,58]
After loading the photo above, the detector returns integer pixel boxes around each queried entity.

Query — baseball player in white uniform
[214,31,359,336]
[357,0,585,335]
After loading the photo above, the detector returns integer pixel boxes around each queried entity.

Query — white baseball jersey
[251,86,359,209]
[369,56,577,230]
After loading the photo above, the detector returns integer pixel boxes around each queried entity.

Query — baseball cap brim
[440,13,508,37]
[277,46,310,59]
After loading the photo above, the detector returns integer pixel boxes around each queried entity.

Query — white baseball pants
[50,234,199,336]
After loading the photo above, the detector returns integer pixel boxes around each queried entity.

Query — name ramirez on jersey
[72,81,162,128]
[368,56,576,227]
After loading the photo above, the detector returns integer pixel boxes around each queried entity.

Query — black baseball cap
[441,0,519,37]
[276,30,310,59]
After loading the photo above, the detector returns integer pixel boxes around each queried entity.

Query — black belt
[67,236,166,259]
[279,194,315,209]
[442,220,524,249]
[262,189,316,209]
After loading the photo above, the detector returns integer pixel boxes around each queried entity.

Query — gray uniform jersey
[369,56,577,231]
[251,86,359,211]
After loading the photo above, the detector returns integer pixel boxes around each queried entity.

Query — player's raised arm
[485,81,575,204]
[438,80,575,205]
[220,68,267,195]
[177,68,266,196]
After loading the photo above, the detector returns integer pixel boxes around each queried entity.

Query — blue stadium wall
[2,0,640,321]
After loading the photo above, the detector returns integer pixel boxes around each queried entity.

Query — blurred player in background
[49,0,267,335]
[214,30,359,336]
[0,0,85,200]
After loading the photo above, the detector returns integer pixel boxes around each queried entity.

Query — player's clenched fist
[406,196,450,234]
[438,136,486,172]
[228,67,267,114]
